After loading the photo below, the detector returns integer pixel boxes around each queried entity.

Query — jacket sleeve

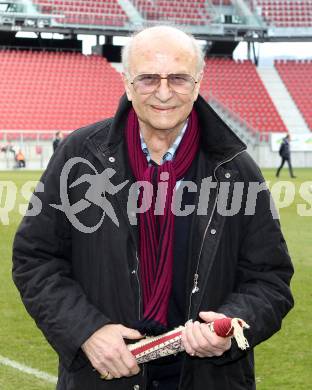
[12,138,111,370]
[214,153,294,364]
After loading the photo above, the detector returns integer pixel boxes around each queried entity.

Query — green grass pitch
[0,169,311,389]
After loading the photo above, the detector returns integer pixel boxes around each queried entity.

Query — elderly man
[13,26,293,390]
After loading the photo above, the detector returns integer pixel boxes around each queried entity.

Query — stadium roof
[0,0,312,42]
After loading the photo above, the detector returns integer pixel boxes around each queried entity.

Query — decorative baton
[128,317,250,364]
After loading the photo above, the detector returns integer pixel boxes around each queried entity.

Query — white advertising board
[271,133,312,152]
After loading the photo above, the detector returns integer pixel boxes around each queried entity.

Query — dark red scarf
[126,108,199,334]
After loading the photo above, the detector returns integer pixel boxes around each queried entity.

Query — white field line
[0,354,57,384]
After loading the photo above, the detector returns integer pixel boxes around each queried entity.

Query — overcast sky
[233,41,312,65]
[17,32,312,65]
[82,35,312,65]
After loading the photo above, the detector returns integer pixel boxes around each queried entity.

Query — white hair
[121,25,205,77]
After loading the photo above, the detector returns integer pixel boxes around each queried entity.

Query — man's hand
[181,311,231,358]
[82,324,143,379]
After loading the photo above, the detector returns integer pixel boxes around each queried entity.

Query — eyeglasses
[130,74,198,95]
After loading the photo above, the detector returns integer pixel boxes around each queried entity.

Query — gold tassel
[231,318,250,350]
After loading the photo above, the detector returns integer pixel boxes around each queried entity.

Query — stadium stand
[0,50,124,140]
[255,0,312,28]
[0,50,288,142]
[200,58,287,138]
[131,0,211,25]
[1,1,311,169]
[275,60,312,131]
[32,0,128,26]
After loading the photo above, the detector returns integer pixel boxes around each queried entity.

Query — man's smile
[150,105,177,112]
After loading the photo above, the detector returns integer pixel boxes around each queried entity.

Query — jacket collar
[195,95,246,162]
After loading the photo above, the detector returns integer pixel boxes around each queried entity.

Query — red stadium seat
[255,0,312,27]
[200,58,287,135]
[0,51,124,139]
[1,52,302,141]
[211,0,232,5]
[275,60,312,131]
[32,0,128,26]
[131,0,211,25]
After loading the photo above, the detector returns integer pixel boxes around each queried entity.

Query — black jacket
[279,138,290,159]
[13,95,294,390]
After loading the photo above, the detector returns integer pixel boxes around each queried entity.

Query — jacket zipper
[186,149,246,321]
[135,251,141,320]
[135,251,147,388]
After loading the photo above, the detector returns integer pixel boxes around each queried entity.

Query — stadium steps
[117,0,143,24]
[234,0,263,26]
[257,66,310,134]
[131,0,211,25]
[204,2,218,22]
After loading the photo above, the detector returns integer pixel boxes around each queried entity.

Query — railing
[0,130,71,169]
[0,0,261,33]
[0,129,71,142]
[201,91,268,143]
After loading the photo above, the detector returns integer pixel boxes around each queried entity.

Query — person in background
[276,134,296,178]
[8,143,17,158]
[53,131,63,152]
[15,149,26,168]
